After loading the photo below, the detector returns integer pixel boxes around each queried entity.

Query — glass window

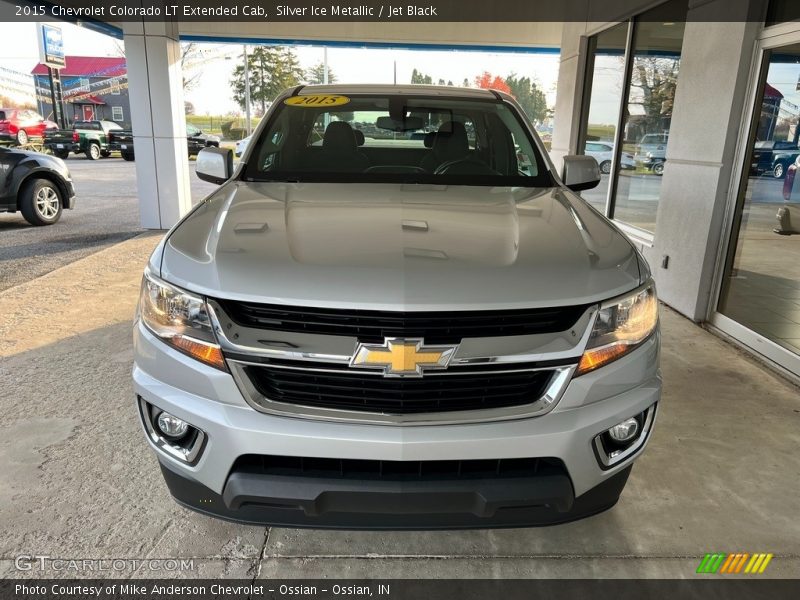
[613,11,686,232]
[577,0,687,231]
[244,94,552,187]
[718,43,800,359]
[111,106,124,122]
[578,22,628,212]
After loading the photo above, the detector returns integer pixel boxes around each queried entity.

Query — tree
[410,69,433,85]
[306,62,337,85]
[505,74,549,123]
[474,72,511,94]
[628,56,680,136]
[230,46,304,115]
[462,78,470,88]
[180,43,204,92]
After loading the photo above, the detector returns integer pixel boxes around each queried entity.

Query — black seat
[420,121,470,173]
[317,122,370,172]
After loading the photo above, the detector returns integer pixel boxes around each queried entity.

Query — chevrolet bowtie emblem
[350,338,458,377]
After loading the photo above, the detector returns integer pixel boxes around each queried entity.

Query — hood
[159,182,641,310]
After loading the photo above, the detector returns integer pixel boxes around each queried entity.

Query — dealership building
[48,0,800,380]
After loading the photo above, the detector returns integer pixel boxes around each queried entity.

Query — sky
[0,21,561,116]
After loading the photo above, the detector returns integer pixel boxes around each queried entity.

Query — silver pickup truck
[133,84,660,529]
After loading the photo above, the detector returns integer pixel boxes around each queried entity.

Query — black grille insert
[232,454,567,481]
[244,365,555,414]
[215,300,589,343]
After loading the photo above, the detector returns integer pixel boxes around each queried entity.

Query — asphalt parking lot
[0,157,217,292]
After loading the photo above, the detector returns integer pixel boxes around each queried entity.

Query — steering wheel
[434,157,500,176]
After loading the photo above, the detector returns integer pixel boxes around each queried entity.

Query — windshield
[242,93,552,187]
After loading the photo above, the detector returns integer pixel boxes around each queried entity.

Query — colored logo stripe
[697,553,773,574]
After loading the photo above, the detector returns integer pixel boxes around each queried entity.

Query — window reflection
[613,15,686,231]
[719,45,800,358]
[578,23,628,213]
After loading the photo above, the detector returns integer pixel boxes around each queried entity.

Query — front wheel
[599,160,611,174]
[652,161,665,176]
[774,163,786,179]
[19,178,62,226]
[86,143,101,160]
[16,129,28,145]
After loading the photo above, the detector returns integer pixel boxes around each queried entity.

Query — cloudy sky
[0,21,561,116]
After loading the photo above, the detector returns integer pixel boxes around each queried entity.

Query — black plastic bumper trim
[159,462,631,530]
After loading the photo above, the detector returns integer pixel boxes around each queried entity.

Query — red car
[0,108,47,145]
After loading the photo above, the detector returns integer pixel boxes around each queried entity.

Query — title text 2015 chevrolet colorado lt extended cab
[133,85,660,529]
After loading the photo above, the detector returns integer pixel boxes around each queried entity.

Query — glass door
[716,41,800,375]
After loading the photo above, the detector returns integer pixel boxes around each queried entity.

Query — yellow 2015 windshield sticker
[285,95,351,107]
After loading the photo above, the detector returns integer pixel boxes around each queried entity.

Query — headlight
[576,283,658,376]
[137,270,226,370]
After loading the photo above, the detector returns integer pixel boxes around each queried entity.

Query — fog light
[608,418,639,443]
[157,411,189,439]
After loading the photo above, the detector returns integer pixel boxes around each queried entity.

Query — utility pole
[323,47,329,84]
[243,44,251,136]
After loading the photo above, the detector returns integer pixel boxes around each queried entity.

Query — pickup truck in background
[44,120,124,160]
[109,123,220,161]
[750,140,800,178]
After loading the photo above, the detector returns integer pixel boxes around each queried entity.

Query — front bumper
[133,322,661,528]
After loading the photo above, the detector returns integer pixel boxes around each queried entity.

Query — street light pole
[243,44,251,136]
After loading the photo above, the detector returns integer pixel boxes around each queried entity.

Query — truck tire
[774,162,786,179]
[86,143,101,160]
[19,178,63,226]
[54,149,70,159]
[100,149,111,158]
[122,152,135,161]
[16,130,28,145]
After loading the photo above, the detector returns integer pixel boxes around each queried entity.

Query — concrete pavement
[1,233,799,579]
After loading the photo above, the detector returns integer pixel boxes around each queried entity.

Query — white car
[235,134,252,157]
[584,141,635,174]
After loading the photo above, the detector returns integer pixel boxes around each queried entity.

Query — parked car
[584,141,635,174]
[770,147,800,179]
[0,146,76,225]
[134,85,660,529]
[44,120,123,160]
[634,133,668,175]
[0,108,47,145]
[750,140,799,177]
[235,134,252,157]
[110,123,221,161]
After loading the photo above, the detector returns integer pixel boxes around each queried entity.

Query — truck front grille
[232,454,567,481]
[215,299,589,343]
[242,363,556,414]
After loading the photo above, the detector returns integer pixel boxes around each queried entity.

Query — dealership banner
[0,0,779,22]
[4,579,800,600]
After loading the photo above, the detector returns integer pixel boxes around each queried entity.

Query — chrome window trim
[226,360,576,426]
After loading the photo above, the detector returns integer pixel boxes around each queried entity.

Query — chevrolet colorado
[133,85,660,529]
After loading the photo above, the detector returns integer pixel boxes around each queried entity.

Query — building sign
[37,24,65,69]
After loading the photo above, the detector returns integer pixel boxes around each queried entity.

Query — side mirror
[562,155,601,191]
[196,147,233,184]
